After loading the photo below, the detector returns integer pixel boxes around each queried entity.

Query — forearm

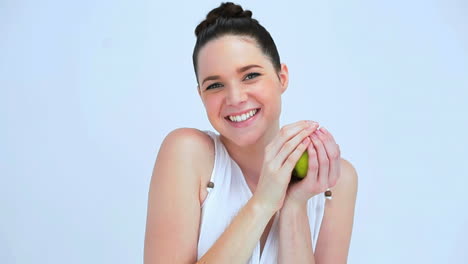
[197,196,275,264]
[278,199,315,264]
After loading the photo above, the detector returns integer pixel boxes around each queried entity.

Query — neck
[219,121,280,190]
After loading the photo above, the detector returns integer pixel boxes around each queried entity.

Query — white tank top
[197,130,326,264]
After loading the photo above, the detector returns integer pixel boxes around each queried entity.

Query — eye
[206,82,223,90]
[244,72,261,80]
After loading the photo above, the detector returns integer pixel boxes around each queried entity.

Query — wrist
[282,195,308,212]
[250,195,278,218]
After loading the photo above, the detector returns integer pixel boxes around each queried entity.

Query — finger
[280,136,312,179]
[291,139,320,196]
[319,127,336,143]
[272,123,319,170]
[265,120,318,162]
[304,136,319,183]
[286,140,318,200]
[317,128,341,187]
[310,132,329,191]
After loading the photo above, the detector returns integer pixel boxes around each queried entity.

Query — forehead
[197,35,272,77]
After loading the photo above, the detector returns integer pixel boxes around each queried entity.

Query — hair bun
[195,2,253,37]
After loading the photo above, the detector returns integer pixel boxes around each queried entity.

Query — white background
[1,0,467,263]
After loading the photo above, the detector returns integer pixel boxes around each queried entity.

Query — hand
[253,120,319,213]
[286,127,341,205]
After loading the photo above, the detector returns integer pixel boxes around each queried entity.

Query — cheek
[259,82,282,103]
[204,95,222,115]
[260,84,282,115]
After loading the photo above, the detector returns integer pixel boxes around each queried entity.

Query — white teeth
[228,109,258,122]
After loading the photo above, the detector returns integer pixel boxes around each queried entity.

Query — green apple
[292,151,309,179]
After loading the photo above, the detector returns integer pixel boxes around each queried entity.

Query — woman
[144,2,358,263]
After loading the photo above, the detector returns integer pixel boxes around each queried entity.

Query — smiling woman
[196,34,285,145]
[144,2,358,264]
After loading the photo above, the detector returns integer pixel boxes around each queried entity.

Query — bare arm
[278,158,358,264]
[197,197,275,263]
[314,159,358,263]
[144,128,205,263]
[278,199,315,263]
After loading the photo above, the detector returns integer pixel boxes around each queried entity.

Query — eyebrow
[201,64,263,86]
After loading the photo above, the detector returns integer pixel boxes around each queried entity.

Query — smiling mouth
[225,108,261,123]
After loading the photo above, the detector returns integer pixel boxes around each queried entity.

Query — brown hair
[192,2,281,83]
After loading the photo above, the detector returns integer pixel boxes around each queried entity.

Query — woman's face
[197,35,288,147]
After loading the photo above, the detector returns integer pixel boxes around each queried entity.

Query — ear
[278,63,289,94]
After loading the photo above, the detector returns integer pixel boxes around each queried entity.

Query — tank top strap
[201,130,231,194]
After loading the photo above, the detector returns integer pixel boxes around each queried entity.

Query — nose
[226,85,248,106]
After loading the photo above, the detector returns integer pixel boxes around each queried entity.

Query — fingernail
[302,137,310,144]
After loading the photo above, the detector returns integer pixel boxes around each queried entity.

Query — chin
[233,133,260,147]
[221,126,266,148]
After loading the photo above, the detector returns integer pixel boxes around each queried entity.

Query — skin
[144,34,358,264]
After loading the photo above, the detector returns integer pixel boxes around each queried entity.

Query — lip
[225,108,261,128]
[224,108,259,118]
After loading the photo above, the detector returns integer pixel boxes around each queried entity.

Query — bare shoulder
[161,127,213,154]
[156,128,215,198]
[158,127,214,164]
[158,128,214,173]
[158,128,215,186]
[335,158,358,195]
